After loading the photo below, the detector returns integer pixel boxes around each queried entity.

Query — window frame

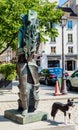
[67,20,72,29]
[50,37,56,43]
[68,46,73,54]
[51,46,56,54]
[68,33,73,43]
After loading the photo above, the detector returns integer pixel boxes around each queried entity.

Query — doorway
[67,60,75,70]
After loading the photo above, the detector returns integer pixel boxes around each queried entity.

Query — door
[67,60,75,71]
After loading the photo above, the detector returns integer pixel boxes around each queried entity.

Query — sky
[59,0,67,6]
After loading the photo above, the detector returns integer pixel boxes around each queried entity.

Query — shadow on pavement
[0,115,9,122]
[40,85,54,90]
[43,119,64,126]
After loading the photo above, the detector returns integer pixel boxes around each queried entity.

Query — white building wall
[72,20,77,54]
[45,38,51,54]
[56,20,78,56]
[76,19,78,69]
[42,0,58,3]
[48,0,58,3]
[56,25,67,55]
[44,19,78,54]
[76,0,78,4]
[42,17,78,69]
[56,26,62,55]
[39,0,78,70]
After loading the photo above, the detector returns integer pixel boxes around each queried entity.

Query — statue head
[28,10,38,26]
[20,14,30,25]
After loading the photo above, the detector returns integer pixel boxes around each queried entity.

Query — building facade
[0,47,16,63]
[39,0,78,71]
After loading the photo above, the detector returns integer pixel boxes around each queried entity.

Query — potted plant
[0,63,16,89]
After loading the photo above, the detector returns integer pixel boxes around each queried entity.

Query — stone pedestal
[4,109,48,124]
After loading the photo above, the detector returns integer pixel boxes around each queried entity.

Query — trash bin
[0,80,12,90]
[58,77,62,90]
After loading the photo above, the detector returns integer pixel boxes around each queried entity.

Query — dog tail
[51,109,54,116]
[51,105,54,117]
[51,109,55,121]
[51,104,57,118]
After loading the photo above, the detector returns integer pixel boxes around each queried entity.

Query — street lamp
[60,16,67,94]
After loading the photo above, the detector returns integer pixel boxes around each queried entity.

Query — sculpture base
[4,109,48,124]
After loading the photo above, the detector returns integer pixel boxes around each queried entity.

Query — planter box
[0,80,12,90]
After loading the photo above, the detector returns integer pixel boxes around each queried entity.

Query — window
[49,23,56,28]
[68,34,73,43]
[66,4,68,7]
[67,20,72,29]
[51,37,56,43]
[68,47,73,53]
[51,47,56,53]
[75,72,78,77]
[52,23,56,28]
[72,71,78,78]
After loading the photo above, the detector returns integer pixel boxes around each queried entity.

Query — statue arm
[18,27,23,48]
[27,52,34,62]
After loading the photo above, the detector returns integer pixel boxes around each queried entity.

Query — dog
[51,99,75,124]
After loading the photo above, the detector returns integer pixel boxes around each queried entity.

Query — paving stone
[0,81,78,129]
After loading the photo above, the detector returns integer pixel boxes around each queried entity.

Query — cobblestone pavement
[0,81,78,130]
[0,99,78,129]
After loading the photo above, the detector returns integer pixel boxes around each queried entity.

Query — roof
[61,7,78,17]
[61,0,69,6]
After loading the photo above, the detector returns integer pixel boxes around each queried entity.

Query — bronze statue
[16,10,40,116]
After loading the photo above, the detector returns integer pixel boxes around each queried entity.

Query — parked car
[66,70,78,90]
[39,67,69,85]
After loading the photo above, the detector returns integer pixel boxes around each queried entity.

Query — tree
[0,0,63,54]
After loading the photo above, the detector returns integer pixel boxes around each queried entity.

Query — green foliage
[38,1,63,40]
[40,69,48,76]
[0,63,16,80]
[0,0,63,54]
